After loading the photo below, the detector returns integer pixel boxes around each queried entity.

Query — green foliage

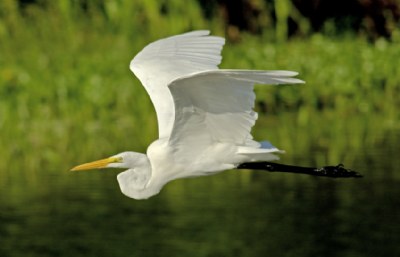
[223,33,400,114]
[0,4,399,257]
[0,1,399,180]
[274,0,291,42]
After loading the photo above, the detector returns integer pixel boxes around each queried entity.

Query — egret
[71,31,360,200]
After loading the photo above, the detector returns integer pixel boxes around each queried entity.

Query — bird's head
[70,152,145,171]
[71,152,155,200]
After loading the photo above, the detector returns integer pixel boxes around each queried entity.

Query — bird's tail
[237,141,284,162]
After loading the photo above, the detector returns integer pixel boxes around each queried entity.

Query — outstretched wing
[130,31,225,138]
[168,70,304,158]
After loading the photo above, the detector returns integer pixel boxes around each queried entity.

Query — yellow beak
[70,157,119,171]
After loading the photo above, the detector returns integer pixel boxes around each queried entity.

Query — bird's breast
[146,139,186,181]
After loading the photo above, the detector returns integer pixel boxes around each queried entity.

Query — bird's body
[71,31,359,200]
[117,140,236,199]
[129,136,280,199]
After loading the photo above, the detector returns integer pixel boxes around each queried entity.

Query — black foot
[312,164,362,178]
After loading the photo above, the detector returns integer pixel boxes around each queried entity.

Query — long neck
[117,154,159,200]
[117,152,173,200]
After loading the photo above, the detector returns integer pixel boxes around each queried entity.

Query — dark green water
[1,112,399,257]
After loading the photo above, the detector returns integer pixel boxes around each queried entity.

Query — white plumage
[71,30,304,199]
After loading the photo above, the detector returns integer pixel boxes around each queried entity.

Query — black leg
[237,162,362,178]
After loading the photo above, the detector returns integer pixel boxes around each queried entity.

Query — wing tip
[182,30,210,36]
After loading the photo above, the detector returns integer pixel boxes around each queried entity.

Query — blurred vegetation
[0,3,399,256]
[200,0,400,40]
[0,0,399,182]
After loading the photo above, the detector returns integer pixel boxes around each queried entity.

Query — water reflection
[0,113,399,257]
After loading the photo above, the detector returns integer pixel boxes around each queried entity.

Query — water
[1,112,399,257]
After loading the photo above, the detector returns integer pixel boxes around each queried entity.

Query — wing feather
[130,31,225,138]
[168,70,304,156]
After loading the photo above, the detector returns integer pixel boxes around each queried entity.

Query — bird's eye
[116,157,123,162]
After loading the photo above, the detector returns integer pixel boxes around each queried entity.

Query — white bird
[71,31,360,200]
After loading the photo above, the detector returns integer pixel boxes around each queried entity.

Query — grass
[0,1,399,181]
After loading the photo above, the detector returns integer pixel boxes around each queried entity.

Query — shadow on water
[0,112,399,257]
